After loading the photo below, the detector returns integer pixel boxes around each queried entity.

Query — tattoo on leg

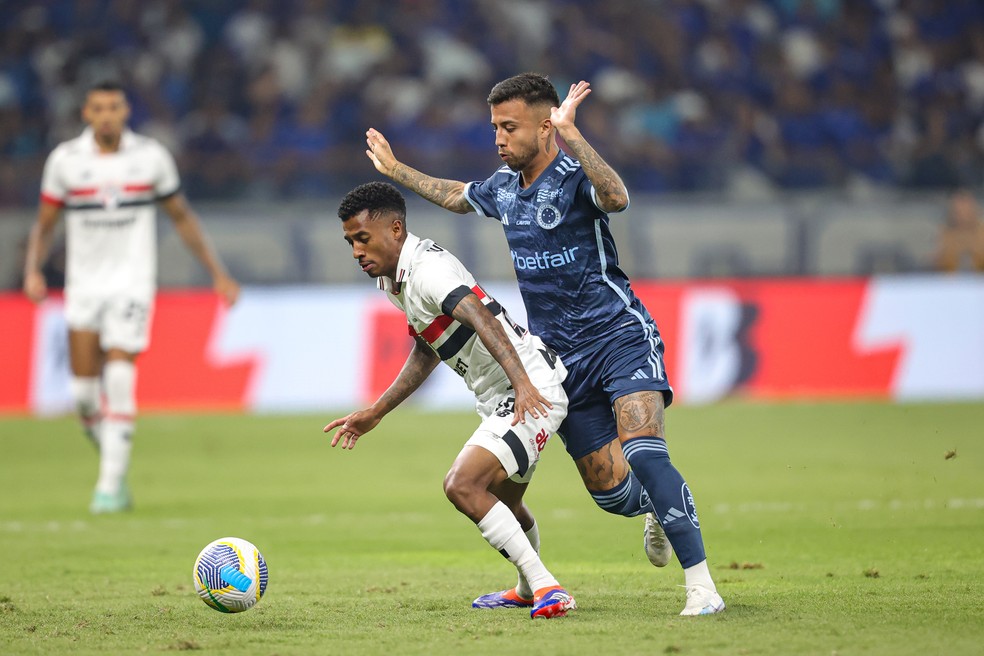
[615,391,665,438]
[575,441,630,491]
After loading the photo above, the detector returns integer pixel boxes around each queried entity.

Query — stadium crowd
[1,0,983,205]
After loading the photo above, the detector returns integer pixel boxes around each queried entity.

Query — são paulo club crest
[535,203,562,230]
[99,183,123,210]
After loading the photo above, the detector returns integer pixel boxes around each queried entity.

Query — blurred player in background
[934,188,984,272]
[325,182,575,619]
[365,73,724,615]
[22,81,240,514]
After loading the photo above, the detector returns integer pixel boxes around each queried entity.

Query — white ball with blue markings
[193,537,268,613]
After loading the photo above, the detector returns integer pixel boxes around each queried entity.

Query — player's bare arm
[324,337,440,449]
[22,200,62,303]
[365,128,473,214]
[550,81,629,213]
[614,390,666,440]
[450,293,552,426]
[159,193,240,305]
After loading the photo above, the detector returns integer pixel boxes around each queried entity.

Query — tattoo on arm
[392,163,473,214]
[451,294,528,387]
[560,132,629,212]
[614,391,665,438]
[375,338,440,414]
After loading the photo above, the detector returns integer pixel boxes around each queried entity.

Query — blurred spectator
[1,0,984,204]
[934,188,984,272]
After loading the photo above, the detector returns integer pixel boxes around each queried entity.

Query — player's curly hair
[338,181,407,223]
[488,72,560,108]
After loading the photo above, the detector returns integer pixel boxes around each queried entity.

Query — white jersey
[377,233,566,405]
[40,127,180,298]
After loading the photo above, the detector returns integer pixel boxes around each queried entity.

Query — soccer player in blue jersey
[364,73,724,616]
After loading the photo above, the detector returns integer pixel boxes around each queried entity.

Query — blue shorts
[557,324,673,460]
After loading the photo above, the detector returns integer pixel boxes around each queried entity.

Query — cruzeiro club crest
[681,482,700,529]
[535,203,562,230]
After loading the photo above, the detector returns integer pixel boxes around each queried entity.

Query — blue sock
[623,436,707,567]
[589,472,652,517]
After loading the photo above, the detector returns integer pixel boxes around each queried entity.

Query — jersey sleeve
[463,178,501,220]
[39,148,67,206]
[415,257,473,317]
[154,142,181,199]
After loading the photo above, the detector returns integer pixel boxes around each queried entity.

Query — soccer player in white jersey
[364,74,724,616]
[22,81,240,514]
[324,182,575,619]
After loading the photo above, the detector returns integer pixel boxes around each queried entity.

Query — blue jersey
[464,150,659,366]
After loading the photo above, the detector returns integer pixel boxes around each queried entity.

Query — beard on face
[504,137,540,172]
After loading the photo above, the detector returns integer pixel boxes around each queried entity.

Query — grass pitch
[1,401,982,655]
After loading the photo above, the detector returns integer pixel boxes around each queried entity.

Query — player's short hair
[87,80,126,95]
[488,73,560,109]
[338,181,407,224]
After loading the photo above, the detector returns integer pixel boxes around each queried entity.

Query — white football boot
[643,512,673,567]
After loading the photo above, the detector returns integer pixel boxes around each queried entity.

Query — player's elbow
[600,193,629,214]
[449,194,473,214]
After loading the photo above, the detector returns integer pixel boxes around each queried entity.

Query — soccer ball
[193,537,268,613]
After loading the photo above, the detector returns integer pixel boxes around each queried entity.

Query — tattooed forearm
[614,391,665,438]
[391,163,472,214]
[452,295,526,386]
[375,339,440,415]
[558,128,628,212]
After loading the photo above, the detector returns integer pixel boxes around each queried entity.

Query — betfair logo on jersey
[510,246,580,270]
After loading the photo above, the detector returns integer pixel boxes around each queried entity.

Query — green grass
[1,401,982,655]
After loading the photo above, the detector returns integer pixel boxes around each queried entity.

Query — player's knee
[442,468,467,507]
[443,467,486,513]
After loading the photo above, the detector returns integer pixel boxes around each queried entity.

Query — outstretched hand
[214,273,240,306]
[323,408,381,450]
[23,271,47,303]
[365,128,398,176]
[550,80,592,132]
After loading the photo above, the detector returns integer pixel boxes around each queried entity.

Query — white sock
[96,361,136,495]
[96,419,133,494]
[70,376,101,444]
[515,521,540,599]
[478,502,558,594]
[684,559,716,591]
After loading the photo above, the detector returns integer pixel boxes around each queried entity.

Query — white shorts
[64,293,155,353]
[465,383,568,484]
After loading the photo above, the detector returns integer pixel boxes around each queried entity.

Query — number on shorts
[123,300,150,335]
[494,397,515,417]
[538,347,558,370]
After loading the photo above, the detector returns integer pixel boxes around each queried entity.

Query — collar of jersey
[376,232,422,295]
[81,127,137,153]
[516,150,566,196]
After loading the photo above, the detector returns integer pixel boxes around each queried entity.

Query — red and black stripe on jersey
[408,284,519,361]
[53,183,179,210]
